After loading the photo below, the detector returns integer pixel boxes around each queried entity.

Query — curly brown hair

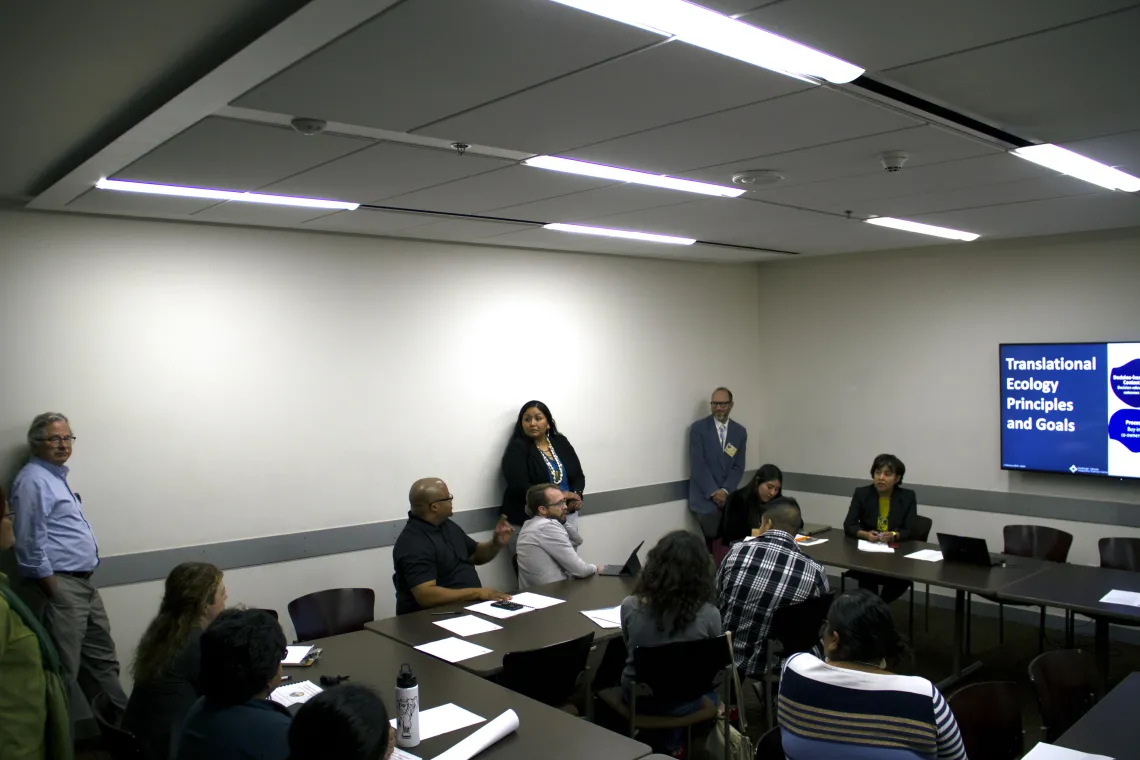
[131,562,222,684]
[632,530,715,634]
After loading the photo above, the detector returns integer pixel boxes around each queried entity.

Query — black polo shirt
[392,512,482,615]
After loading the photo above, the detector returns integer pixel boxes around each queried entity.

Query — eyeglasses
[546,499,567,508]
[710,401,733,408]
[40,436,76,446]
[430,495,455,506]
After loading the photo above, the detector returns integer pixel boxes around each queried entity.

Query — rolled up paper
[431,709,519,760]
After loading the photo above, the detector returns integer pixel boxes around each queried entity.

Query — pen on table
[431,611,463,616]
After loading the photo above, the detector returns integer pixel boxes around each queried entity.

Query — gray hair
[27,413,70,446]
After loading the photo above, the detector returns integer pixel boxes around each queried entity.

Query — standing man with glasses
[688,387,748,548]
[10,412,129,721]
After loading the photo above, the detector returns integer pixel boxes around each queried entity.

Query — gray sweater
[620,596,723,689]
[516,516,596,589]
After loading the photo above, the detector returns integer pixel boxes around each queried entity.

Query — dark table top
[1055,671,1140,756]
[799,530,1053,594]
[997,563,1140,622]
[366,575,638,676]
[297,630,652,760]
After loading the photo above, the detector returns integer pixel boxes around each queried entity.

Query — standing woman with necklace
[501,401,586,545]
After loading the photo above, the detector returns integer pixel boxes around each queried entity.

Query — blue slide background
[1000,343,1108,475]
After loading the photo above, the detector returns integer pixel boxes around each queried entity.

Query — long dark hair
[132,562,223,684]
[633,531,715,634]
[510,400,561,443]
[289,684,391,760]
[825,590,911,665]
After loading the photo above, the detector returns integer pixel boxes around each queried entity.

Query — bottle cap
[397,663,417,688]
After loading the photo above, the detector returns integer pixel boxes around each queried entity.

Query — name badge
[723,443,738,457]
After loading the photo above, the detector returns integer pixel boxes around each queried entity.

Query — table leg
[936,589,980,692]
[1095,617,1109,682]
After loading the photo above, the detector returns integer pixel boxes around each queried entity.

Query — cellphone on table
[491,600,524,611]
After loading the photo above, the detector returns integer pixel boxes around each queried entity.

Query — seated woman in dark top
[843,454,919,603]
[500,400,585,539]
[123,562,227,760]
[719,463,784,544]
[288,684,394,760]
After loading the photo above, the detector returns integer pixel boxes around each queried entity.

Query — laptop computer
[801,522,831,537]
[599,541,644,577]
[937,533,1002,568]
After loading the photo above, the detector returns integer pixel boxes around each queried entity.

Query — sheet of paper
[432,615,503,637]
[905,549,944,562]
[858,539,895,553]
[1100,589,1140,607]
[795,535,829,547]
[415,637,493,663]
[388,703,485,741]
[432,710,519,760]
[583,612,621,629]
[1021,742,1114,760]
[389,750,420,760]
[581,606,622,629]
[509,591,564,609]
[281,645,314,665]
[270,679,322,707]
[465,600,534,619]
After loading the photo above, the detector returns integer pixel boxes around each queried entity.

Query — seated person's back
[779,590,967,760]
[176,609,291,760]
[516,484,596,588]
[288,684,394,760]
[716,497,829,677]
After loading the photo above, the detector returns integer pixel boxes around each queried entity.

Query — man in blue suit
[689,387,747,543]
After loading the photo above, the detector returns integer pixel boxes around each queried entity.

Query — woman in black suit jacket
[842,454,918,603]
[500,400,585,531]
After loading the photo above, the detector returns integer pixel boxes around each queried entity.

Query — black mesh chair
[757,592,836,728]
[287,588,376,642]
[842,516,932,637]
[1099,537,1140,571]
[93,692,151,760]
[501,632,594,714]
[1028,649,1104,742]
[947,681,1023,760]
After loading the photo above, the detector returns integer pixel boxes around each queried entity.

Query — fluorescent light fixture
[544,222,696,245]
[548,0,863,84]
[1012,144,1140,193]
[95,179,360,210]
[524,156,744,197]
[865,217,980,242]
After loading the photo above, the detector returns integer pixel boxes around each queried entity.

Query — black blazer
[719,488,762,543]
[500,434,585,526]
[843,484,918,541]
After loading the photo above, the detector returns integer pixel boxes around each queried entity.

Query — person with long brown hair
[122,562,227,760]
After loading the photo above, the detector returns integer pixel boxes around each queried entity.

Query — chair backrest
[1098,537,1140,571]
[1028,649,1104,742]
[288,588,376,642]
[253,608,279,621]
[911,515,934,543]
[1002,525,1073,562]
[632,633,732,704]
[92,692,152,760]
[754,725,783,760]
[768,592,836,657]
[501,632,594,707]
[947,681,1022,760]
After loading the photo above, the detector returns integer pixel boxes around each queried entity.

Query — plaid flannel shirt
[716,529,830,676]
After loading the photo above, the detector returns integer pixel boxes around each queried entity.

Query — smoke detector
[290,117,327,136]
[879,150,909,172]
[731,170,785,188]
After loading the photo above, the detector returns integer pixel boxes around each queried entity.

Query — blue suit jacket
[688,416,747,515]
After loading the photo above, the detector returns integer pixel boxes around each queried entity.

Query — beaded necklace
[538,437,565,485]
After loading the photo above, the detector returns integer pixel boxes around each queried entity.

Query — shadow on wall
[2,441,26,495]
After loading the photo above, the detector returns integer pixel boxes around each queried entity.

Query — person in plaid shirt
[716,497,829,677]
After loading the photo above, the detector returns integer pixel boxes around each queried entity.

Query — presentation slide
[1000,342,1140,479]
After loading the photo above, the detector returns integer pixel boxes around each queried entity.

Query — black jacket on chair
[500,434,585,526]
[843,484,919,541]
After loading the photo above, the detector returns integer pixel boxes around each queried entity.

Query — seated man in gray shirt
[516,484,596,589]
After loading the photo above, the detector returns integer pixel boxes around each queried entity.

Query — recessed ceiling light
[1012,144,1140,193]
[524,156,744,197]
[865,216,980,242]
[95,179,360,210]
[731,170,785,188]
[544,222,696,245]
[547,0,864,84]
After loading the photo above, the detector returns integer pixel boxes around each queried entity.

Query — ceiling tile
[914,193,1140,239]
[1061,129,1140,175]
[66,187,216,216]
[260,143,510,204]
[563,87,919,174]
[300,208,437,236]
[488,227,779,262]
[416,40,808,154]
[114,117,372,193]
[741,0,1137,72]
[723,213,958,255]
[885,6,1140,142]
[699,0,779,15]
[845,175,1102,218]
[397,218,536,242]
[378,166,614,215]
[490,184,695,223]
[190,201,338,226]
[232,0,661,132]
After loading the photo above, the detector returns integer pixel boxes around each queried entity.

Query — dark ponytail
[825,590,911,666]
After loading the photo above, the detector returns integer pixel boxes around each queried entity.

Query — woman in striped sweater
[778,590,967,760]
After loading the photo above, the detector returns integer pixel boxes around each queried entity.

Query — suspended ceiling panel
[190,201,338,226]
[416,40,809,155]
[1061,129,1140,174]
[378,166,615,215]
[65,188,217,217]
[843,175,1103,218]
[232,0,662,133]
[487,227,779,262]
[396,218,536,242]
[489,185,695,224]
[300,208,442,236]
[913,192,1140,238]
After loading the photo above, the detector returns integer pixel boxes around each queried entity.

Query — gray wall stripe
[93,471,1137,587]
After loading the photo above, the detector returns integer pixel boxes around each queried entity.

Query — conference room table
[1053,671,1140,757]
[296,630,652,760]
[367,574,637,677]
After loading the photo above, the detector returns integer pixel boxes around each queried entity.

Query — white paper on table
[432,615,503,637]
[509,592,564,609]
[465,600,535,619]
[581,606,622,629]
[281,645,314,665]
[905,549,944,562]
[415,637,493,663]
[1099,589,1140,607]
[432,709,519,760]
[387,703,485,741]
[270,679,323,707]
[795,535,829,547]
[389,749,421,760]
[583,612,622,629]
[858,540,895,553]
[1020,742,1114,760]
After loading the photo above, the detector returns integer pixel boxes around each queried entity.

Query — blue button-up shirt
[10,457,100,578]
